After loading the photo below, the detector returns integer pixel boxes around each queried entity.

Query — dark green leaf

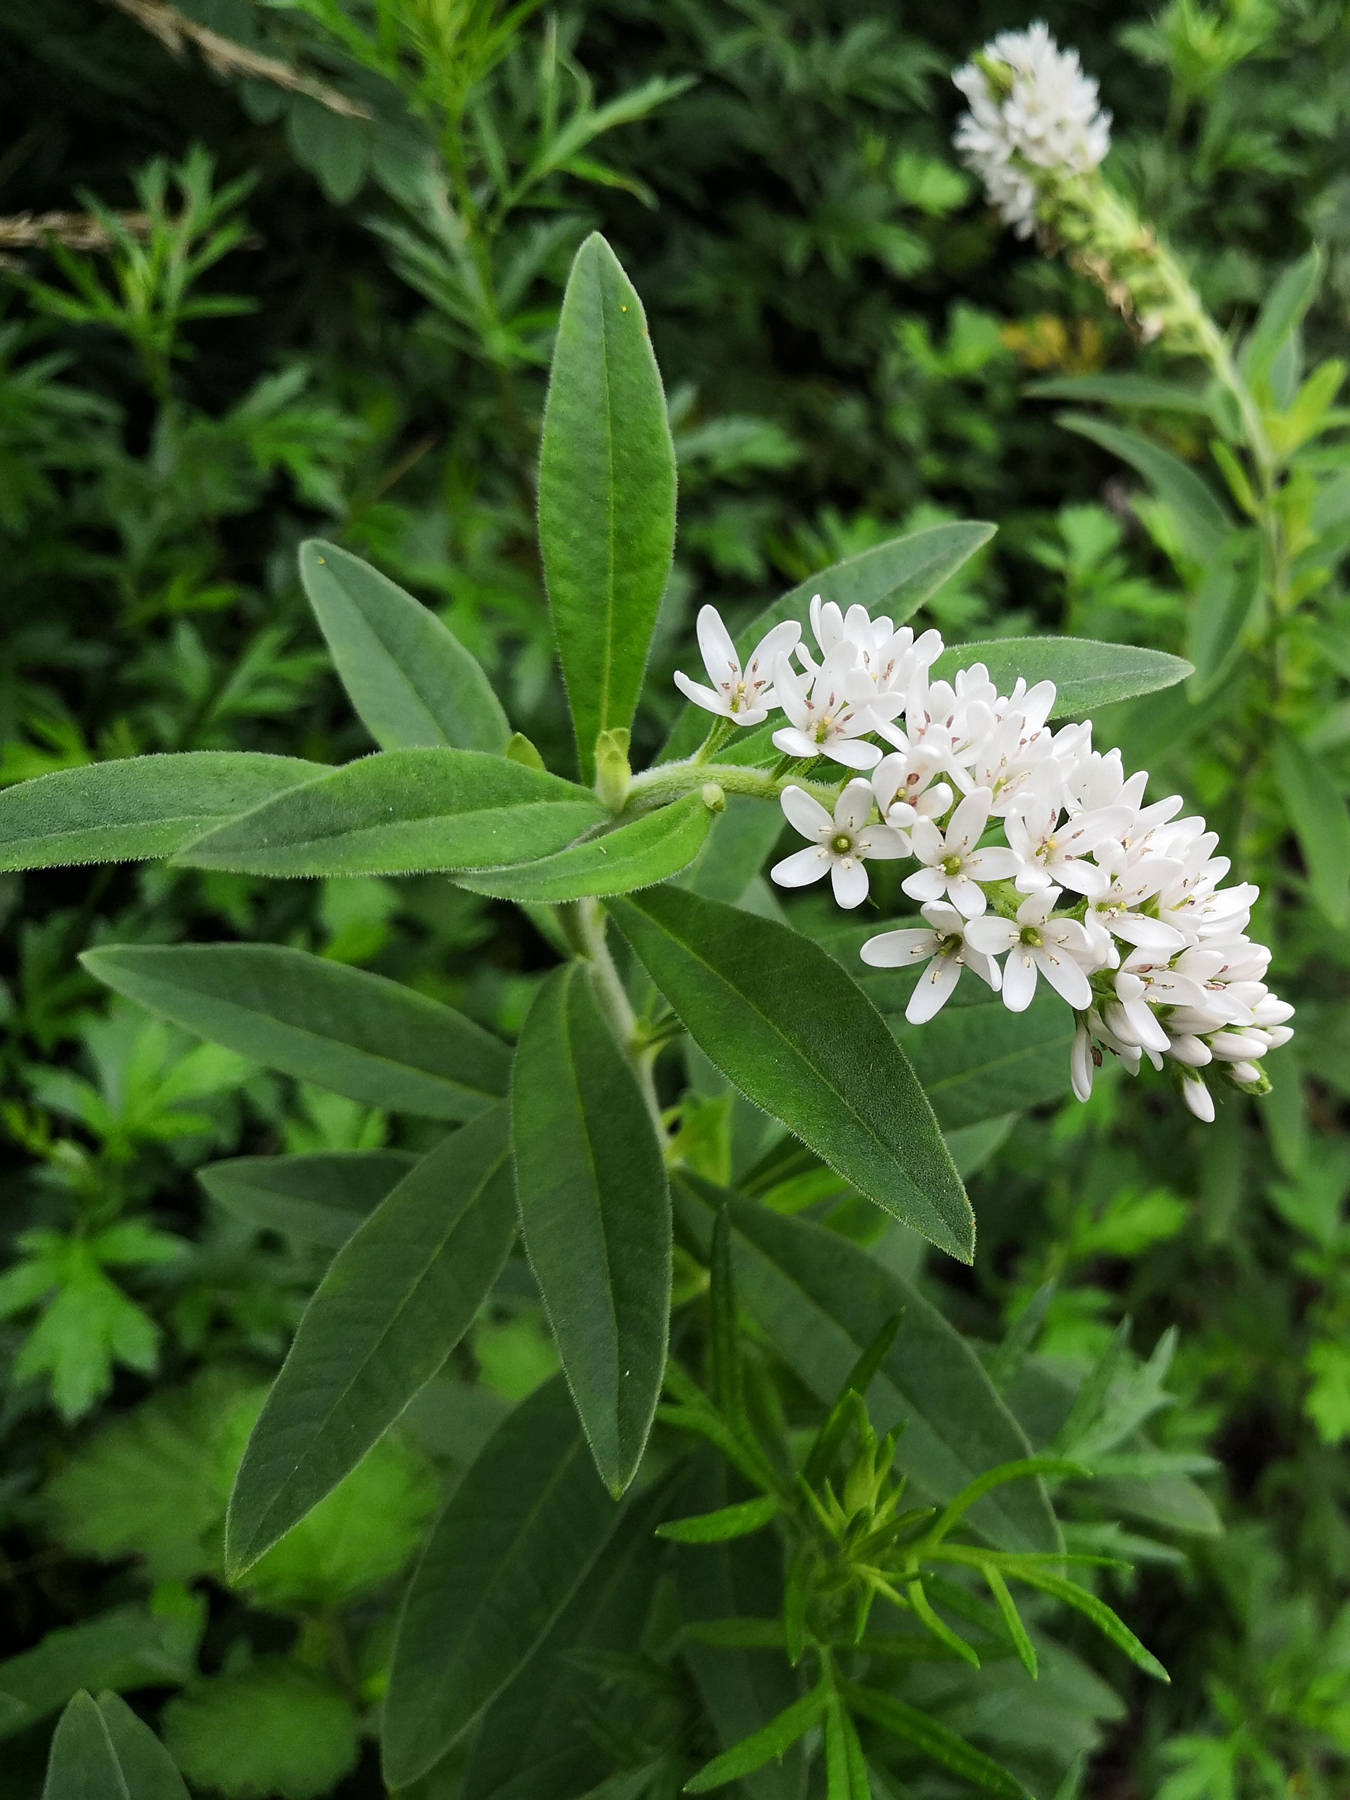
[300,540,510,753]
[1025,372,1213,414]
[198,1151,416,1248]
[0,753,328,871]
[81,943,508,1119]
[608,886,972,1261]
[1055,413,1229,563]
[656,1496,780,1543]
[173,749,606,877]
[683,1684,828,1793]
[1272,730,1350,926]
[513,965,670,1495]
[457,791,713,901]
[708,1207,747,1430]
[538,233,676,780]
[225,1115,516,1572]
[929,637,1192,719]
[382,1375,620,1787]
[845,1684,1033,1798]
[44,1691,188,1800]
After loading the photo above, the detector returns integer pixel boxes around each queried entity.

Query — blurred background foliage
[1,0,1349,1795]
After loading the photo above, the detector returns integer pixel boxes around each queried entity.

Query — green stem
[624,758,839,818]
[560,896,666,1139]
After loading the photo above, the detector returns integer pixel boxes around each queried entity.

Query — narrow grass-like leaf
[198,1151,416,1248]
[662,521,993,760]
[44,1690,188,1800]
[926,1458,1090,1545]
[1273,729,1350,926]
[998,1567,1169,1681]
[225,1115,516,1573]
[538,233,676,780]
[300,540,510,753]
[708,1208,747,1431]
[656,1497,780,1543]
[609,885,972,1261]
[456,791,712,901]
[983,1566,1037,1678]
[929,637,1192,718]
[82,943,508,1119]
[823,1697,871,1800]
[683,1682,828,1793]
[1186,558,1257,695]
[844,1684,1033,1798]
[803,1311,904,1488]
[382,1375,619,1787]
[0,753,328,871]
[173,749,606,877]
[1025,372,1213,414]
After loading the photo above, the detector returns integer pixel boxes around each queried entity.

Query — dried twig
[105,0,372,120]
[0,210,152,250]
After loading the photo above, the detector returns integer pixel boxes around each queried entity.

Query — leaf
[538,233,676,780]
[678,1185,1060,1553]
[662,522,994,760]
[845,1685,1033,1798]
[162,1663,359,1800]
[1025,372,1213,415]
[1186,559,1257,695]
[0,753,329,871]
[1272,730,1350,926]
[823,1699,871,1800]
[0,1602,203,1739]
[81,943,508,1120]
[300,538,510,753]
[513,965,670,1494]
[656,1496,781,1543]
[225,1114,516,1573]
[44,1691,189,1800]
[1240,248,1321,392]
[608,886,972,1261]
[889,986,1077,1130]
[996,1567,1170,1682]
[173,749,607,877]
[929,637,1192,718]
[382,1374,620,1787]
[457,791,713,901]
[683,1683,828,1793]
[198,1151,417,1248]
[1055,413,1230,563]
[984,1566,1037,1678]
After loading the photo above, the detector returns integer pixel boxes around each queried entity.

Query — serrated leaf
[226,1114,516,1572]
[1056,413,1229,563]
[662,522,993,760]
[382,1375,620,1787]
[539,233,676,780]
[845,1684,1032,1798]
[43,1691,188,1800]
[684,1682,828,1793]
[173,749,606,877]
[457,791,713,901]
[163,1663,358,1800]
[608,886,972,1261]
[1272,729,1350,926]
[929,636,1192,718]
[513,965,670,1495]
[300,539,510,753]
[656,1496,780,1543]
[0,753,328,871]
[81,943,509,1120]
[198,1150,417,1248]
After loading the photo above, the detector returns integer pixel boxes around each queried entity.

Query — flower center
[830,833,855,856]
[940,853,964,877]
[1020,925,1043,947]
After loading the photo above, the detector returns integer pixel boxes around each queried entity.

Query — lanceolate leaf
[225,1114,516,1573]
[662,521,994,760]
[1055,413,1229,563]
[683,1683,829,1793]
[81,944,509,1119]
[845,1684,1032,1799]
[0,754,328,871]
[607,885,972,1261]
[512,965,670,1495]
[172,749,606,877]
[198,1152,417,1249]
[44,1690,189,1800]
[678,1183,1060,1553]
[382,1375,619,1787]
[1272,729,1350,926]
[538,233,676,780]
[929,637,1192,718]
[457,791,712,902]
[300,539,510,754]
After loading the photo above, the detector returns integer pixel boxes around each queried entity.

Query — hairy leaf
[43,1691,188,1800]
[458,791,712,901]
[930,636,1192,718]
[198,1151,417,1248]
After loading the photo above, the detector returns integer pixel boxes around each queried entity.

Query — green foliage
[43,1691,188,1800]
[161,1663,358,1800]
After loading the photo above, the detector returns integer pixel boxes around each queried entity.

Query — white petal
[770,847,828,888]
[909,817,944,865]
[780,784,833,840]
[963,916,1018,954]
[856,825,908,860]
[902,867,948,903]
[1033,944,1092,1009]
[823,736,882,770]
[907,954,962,1023]
[772,726,817,759]
[1182,1076,1215,1123]
[831,858,870,909]
[673,671,730,716]
[1001,948,1039,1012]
[1070,1024,1095,1102]
[948,876,988,918]
[860,928,938,968]
[965,846,1020,881]
[948,787,993,852]
[748,618,802,675]
[835,780,875,832]
[695,605,739,682]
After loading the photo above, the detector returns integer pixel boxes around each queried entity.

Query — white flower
[1181,1073,1215,1123]
[770,781,907,909]
[901,787,1020,918]
[1004,783,1131,895]
[771,646,895,770]
[965,888,1095,1012]
[673,606,802,725]
[861,901,1002,1024]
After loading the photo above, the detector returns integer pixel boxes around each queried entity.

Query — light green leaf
[163,1663,359,1800]
[608,885,972,1260]
[0,753,328,871]
[44,1691,188,1800]
[1186,559,1257,696]
[1272,730,1350,926]
[198,1151,417,1248]
[538,232,676,780]
[683,1683,828,1793]
[0,1602,203,1741]
[823,1697,871,1800]
[1026,372,1213,415]
[513,965,670,1496]
[382,1375,620,1787]
[930,636,1192,718]
[845,1684,1033,1798]
[172,749,606,877]
[678,1184,1060,1553]
[995,1566,1169,1682]
[1056,412,1229,563]
[457,790,713,901]
[663,521,994,760]
[225,1115,516,1573]
[1240,248,1321,393]
[81,943,508,1120]
[656,1496,781,1543]
[300,539,510,753]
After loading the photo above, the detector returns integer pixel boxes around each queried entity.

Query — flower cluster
[673,600,1292,1121]
[953,22,1111,237]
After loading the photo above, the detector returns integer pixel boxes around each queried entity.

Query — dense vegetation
[2,1,1349,1796]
